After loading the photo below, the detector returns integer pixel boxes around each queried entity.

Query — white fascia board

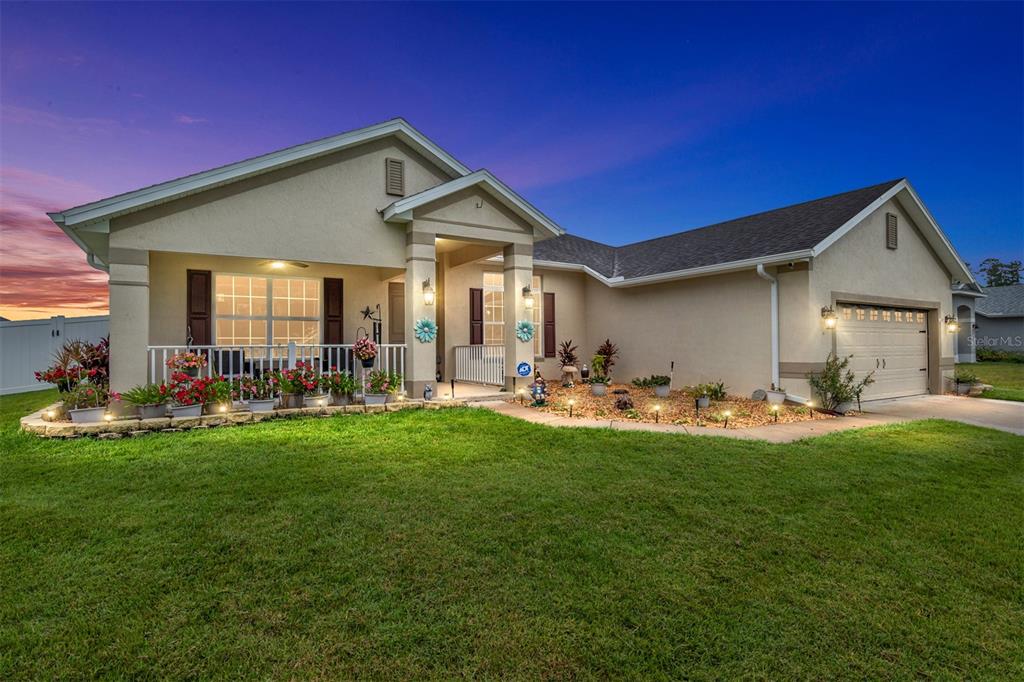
[383,170,565,238]
[535,250,812,288]
[54,119,471,228]
[48,213,108,272]
[810,180,976,286]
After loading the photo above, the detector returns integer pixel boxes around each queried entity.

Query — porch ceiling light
[821,306,838,330]
[944,314,959,333]
[261,260,309,270]
[522,285,534,309]
[422,278,435,305]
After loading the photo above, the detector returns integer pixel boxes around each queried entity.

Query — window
[482,272,544,355]
[856,308,865,321]
[215,274,320,352]
[842,307,852,320]
[917,312,925,323]
[895,311,903,322]
[483,272,504,345]
[870,309,879,321]
[905,311,915,324]
[882,310,891,322]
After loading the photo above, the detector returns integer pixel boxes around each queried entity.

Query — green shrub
[807,353,874,411]
[694,381,727,401]
[954,368,979,384]
[631,375,671,388]
[121,383,169,406]
[977,348,1024,363]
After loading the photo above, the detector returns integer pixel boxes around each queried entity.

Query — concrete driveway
[863,395,1024,436]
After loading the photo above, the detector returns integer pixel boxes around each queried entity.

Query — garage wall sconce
[944,314,959,333]
[522,284,534,309]
[422,278,435,306]
[821,306,838,330]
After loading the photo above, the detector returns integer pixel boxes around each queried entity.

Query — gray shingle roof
[534,179,904,279]
[977,284,1024,317]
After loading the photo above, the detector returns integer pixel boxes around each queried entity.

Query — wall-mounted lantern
[944,314,959,333]
[522,284,534,309]
[821,306,839,330]
[422,278,435,306]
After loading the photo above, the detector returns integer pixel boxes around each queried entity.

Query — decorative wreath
[414,318,438,343]
[515,320,535,342]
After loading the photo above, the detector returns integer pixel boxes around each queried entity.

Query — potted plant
[364,369,402,405]
[122,383,170,419]
[953,368,978,396]
[353,337,378,369]
[168,371,205,417]
[202,375,234,414]
[807,353,874,414]
[649,375,671,398]
[765,383,786,405]
[321,368,357,406]
[166,350,208,378]
[64,381,113,423]
[239,375,277,412]
[558,340,580,386]
[589,355,609,396]
[274,361,319,408]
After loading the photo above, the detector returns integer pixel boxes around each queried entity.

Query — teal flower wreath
[515,320,535,342]
[414,318,438,343]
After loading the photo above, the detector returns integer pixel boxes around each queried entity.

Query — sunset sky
[1,2,1021,320]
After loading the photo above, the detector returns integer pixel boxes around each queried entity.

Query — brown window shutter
[886,213,898,249]
[385,157,405,196]
[186,269,212,345]
[324,278,344,344]
[469,288,483,345]
[543,292,556,358]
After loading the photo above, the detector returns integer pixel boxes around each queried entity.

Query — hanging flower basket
[414,318,438,343]
[515,320,535,343]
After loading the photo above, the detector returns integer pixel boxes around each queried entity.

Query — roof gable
[50,118,470,229]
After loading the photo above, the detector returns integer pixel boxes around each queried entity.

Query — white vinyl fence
[0,315,109,395]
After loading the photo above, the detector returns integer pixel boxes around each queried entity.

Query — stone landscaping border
[20,399,468,439]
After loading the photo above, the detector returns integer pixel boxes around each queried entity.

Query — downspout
[755,264,780,391]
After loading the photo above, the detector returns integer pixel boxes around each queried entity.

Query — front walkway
[478,401,905,443]
[862,395,1024,436]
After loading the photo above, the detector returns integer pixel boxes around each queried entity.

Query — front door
[388,281,405,344]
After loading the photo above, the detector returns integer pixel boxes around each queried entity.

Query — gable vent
[885,212,898,250]
[385,157,405,196]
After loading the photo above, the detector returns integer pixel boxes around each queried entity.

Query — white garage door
[836,303,929,401]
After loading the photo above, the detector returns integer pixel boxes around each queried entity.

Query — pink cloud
[174,114,208,125]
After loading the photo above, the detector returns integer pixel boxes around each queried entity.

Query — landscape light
[219,404,228,413]
[568,398,575,418]
[723,410,732,429]
[46,409,56,419]
[104,413,113,422]
[654,404,661,423]
[770,404,780,422]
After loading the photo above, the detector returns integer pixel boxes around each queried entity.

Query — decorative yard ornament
[580,364,590,381]
[529,372,548,405]
[414,318,438,343]
[515,320,535,342]
[423,384,433,401]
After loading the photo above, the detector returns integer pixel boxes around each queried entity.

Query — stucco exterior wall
[148,251,402,347]
[582,271,772,396]
[110,138,451,269]
[415,188,535,243]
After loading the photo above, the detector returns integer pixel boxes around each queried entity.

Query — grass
[2,390,1022,679]
[960,361,1024,401]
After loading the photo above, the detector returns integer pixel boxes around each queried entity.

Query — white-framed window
[481,272,544,355]
[214,274,320,352]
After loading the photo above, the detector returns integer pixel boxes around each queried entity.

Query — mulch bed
[520,382,834,428]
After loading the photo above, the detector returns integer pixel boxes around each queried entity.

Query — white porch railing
[147,342,406,384]
[454,344,505,386]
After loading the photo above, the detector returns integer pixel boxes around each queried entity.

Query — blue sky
[1,1,1021,317]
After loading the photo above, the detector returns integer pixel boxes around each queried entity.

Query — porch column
[107,248,150,393]
[503,243,533,391]
[404,229,436,398]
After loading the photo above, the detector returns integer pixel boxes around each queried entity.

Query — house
[49,118,975,403]
[953,284,1024,359]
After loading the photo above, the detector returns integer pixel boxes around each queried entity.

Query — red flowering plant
[273,361,319,395]
[63,381,116,410]
[168,371,211,406]
[320,367,358,396]
[238,375,276,400]
[365,370,403,395]
[35,337,110,392]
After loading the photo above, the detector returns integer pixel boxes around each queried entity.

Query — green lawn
[961,361,1024,401]
[2,390,1021,679]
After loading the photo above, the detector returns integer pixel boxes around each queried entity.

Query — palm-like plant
[557,340,579,368]
[595,339,619,373]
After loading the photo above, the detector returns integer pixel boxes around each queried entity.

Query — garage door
[836,303,929,401]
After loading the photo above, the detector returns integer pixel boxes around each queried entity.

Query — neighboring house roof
[381,170,564,239]
[535,178,975,287]
[976,284,1024,318]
